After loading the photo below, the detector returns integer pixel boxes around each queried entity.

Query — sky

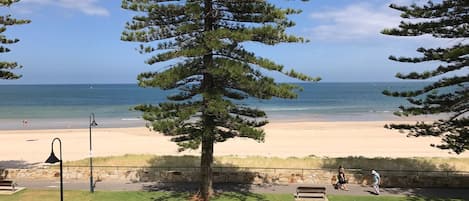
[0,0,456,84]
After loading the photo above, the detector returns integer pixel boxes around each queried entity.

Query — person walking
[371,169,381,195]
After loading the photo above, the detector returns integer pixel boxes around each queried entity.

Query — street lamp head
[45,151,60,164]
[90,113,98,127]
[90,119,98,127]
[45,137,64,201]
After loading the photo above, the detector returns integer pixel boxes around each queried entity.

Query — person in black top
[337,165,349,190]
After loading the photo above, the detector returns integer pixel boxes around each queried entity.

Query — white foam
[121,118,141,121]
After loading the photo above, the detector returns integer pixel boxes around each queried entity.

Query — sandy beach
[1,121,468,166]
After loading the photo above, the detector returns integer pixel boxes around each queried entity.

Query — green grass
[0,190,171,201]
[0,190,464,201]
[328,195,463,201]
[0,190,291,201]
[64,154,469,172]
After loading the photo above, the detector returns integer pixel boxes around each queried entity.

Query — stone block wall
[1,167,468,188]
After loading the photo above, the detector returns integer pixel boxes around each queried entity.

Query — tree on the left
[0,0,30,80]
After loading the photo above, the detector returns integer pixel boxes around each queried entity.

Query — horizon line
[0,81,432,85]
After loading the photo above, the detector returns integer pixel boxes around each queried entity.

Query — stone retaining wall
[2,167,468,188]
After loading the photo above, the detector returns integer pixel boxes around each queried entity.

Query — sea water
[0,82,427,129]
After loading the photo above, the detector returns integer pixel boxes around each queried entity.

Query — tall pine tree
[121,0,317,200]
[382,0,468,154]
[0,0,30,80]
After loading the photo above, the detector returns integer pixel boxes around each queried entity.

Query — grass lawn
[0,190,290,201]
[0,190,464,201]
[328,195,464,201]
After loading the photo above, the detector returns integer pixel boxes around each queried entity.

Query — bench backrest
[0,180,13,186]
[296,186,326,194]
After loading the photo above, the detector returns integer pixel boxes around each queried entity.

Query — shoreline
[1,120,467,167]
[0,113,434,131]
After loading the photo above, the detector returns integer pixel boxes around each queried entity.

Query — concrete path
[14,179,469,199]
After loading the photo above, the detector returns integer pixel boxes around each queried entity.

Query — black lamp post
[45,137,63,201]
[89,113,98,193]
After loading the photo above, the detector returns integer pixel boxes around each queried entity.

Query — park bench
[0,180,16,192]
[294,186,327,201]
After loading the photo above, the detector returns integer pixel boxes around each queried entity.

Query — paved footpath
[14,179,469,199]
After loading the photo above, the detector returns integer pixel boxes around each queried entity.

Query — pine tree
[0,0,30,80]
[121,0,317,199]
[382,0,468,154]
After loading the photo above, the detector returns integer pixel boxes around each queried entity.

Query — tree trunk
[199,1,214,200]
[199,129,214,200]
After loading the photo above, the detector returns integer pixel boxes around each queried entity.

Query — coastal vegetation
[64,154,469,172]
[382,0,468,154]
[121,0,316,200]
[0,190,464,201]
[0,0,30,80]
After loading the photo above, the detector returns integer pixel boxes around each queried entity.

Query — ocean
[0,82,427,130]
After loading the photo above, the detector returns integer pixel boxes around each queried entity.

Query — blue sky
[0,0,453,84]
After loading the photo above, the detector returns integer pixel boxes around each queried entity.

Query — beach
[1,83,462,167]
[1,120,467,167]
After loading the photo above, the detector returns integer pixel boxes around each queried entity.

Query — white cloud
[309,3,399,40]
[21,0,109,16]
[308,0,427,41]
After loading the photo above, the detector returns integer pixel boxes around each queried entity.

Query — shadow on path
[382,187,469,200]
[364,190,378,195]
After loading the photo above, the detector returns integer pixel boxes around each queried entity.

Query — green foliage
[122,1,316,198]
[121,0,317,151]
[0,0,30,80]
[382,0,468,154]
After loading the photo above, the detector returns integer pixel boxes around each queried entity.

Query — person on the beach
[337,165,349,190]
[22,119,28,127]
[371,169,381,195]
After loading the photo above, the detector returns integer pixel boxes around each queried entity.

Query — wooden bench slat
[295,193,325,198]
[297,187,326,189]
[296,187,326,192]
[0,180,16,192]
[294,186,326,200]
[0,182,13,185]
[297,189,326,193]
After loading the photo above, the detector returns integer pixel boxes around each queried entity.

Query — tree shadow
[144,183,270,201]
[1,160,40,180]
[212,191,270,201]
[323,157,469,200]
[404,194,468,201]
[321,156,456,171]
[137,155,257,184]
[138,155,269,201]
[385,188,469,200]
[149,191,190,201]
[0,160,39,169]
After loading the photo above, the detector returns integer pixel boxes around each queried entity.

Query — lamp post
[45,137,63,201]
[89,113,98,193]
